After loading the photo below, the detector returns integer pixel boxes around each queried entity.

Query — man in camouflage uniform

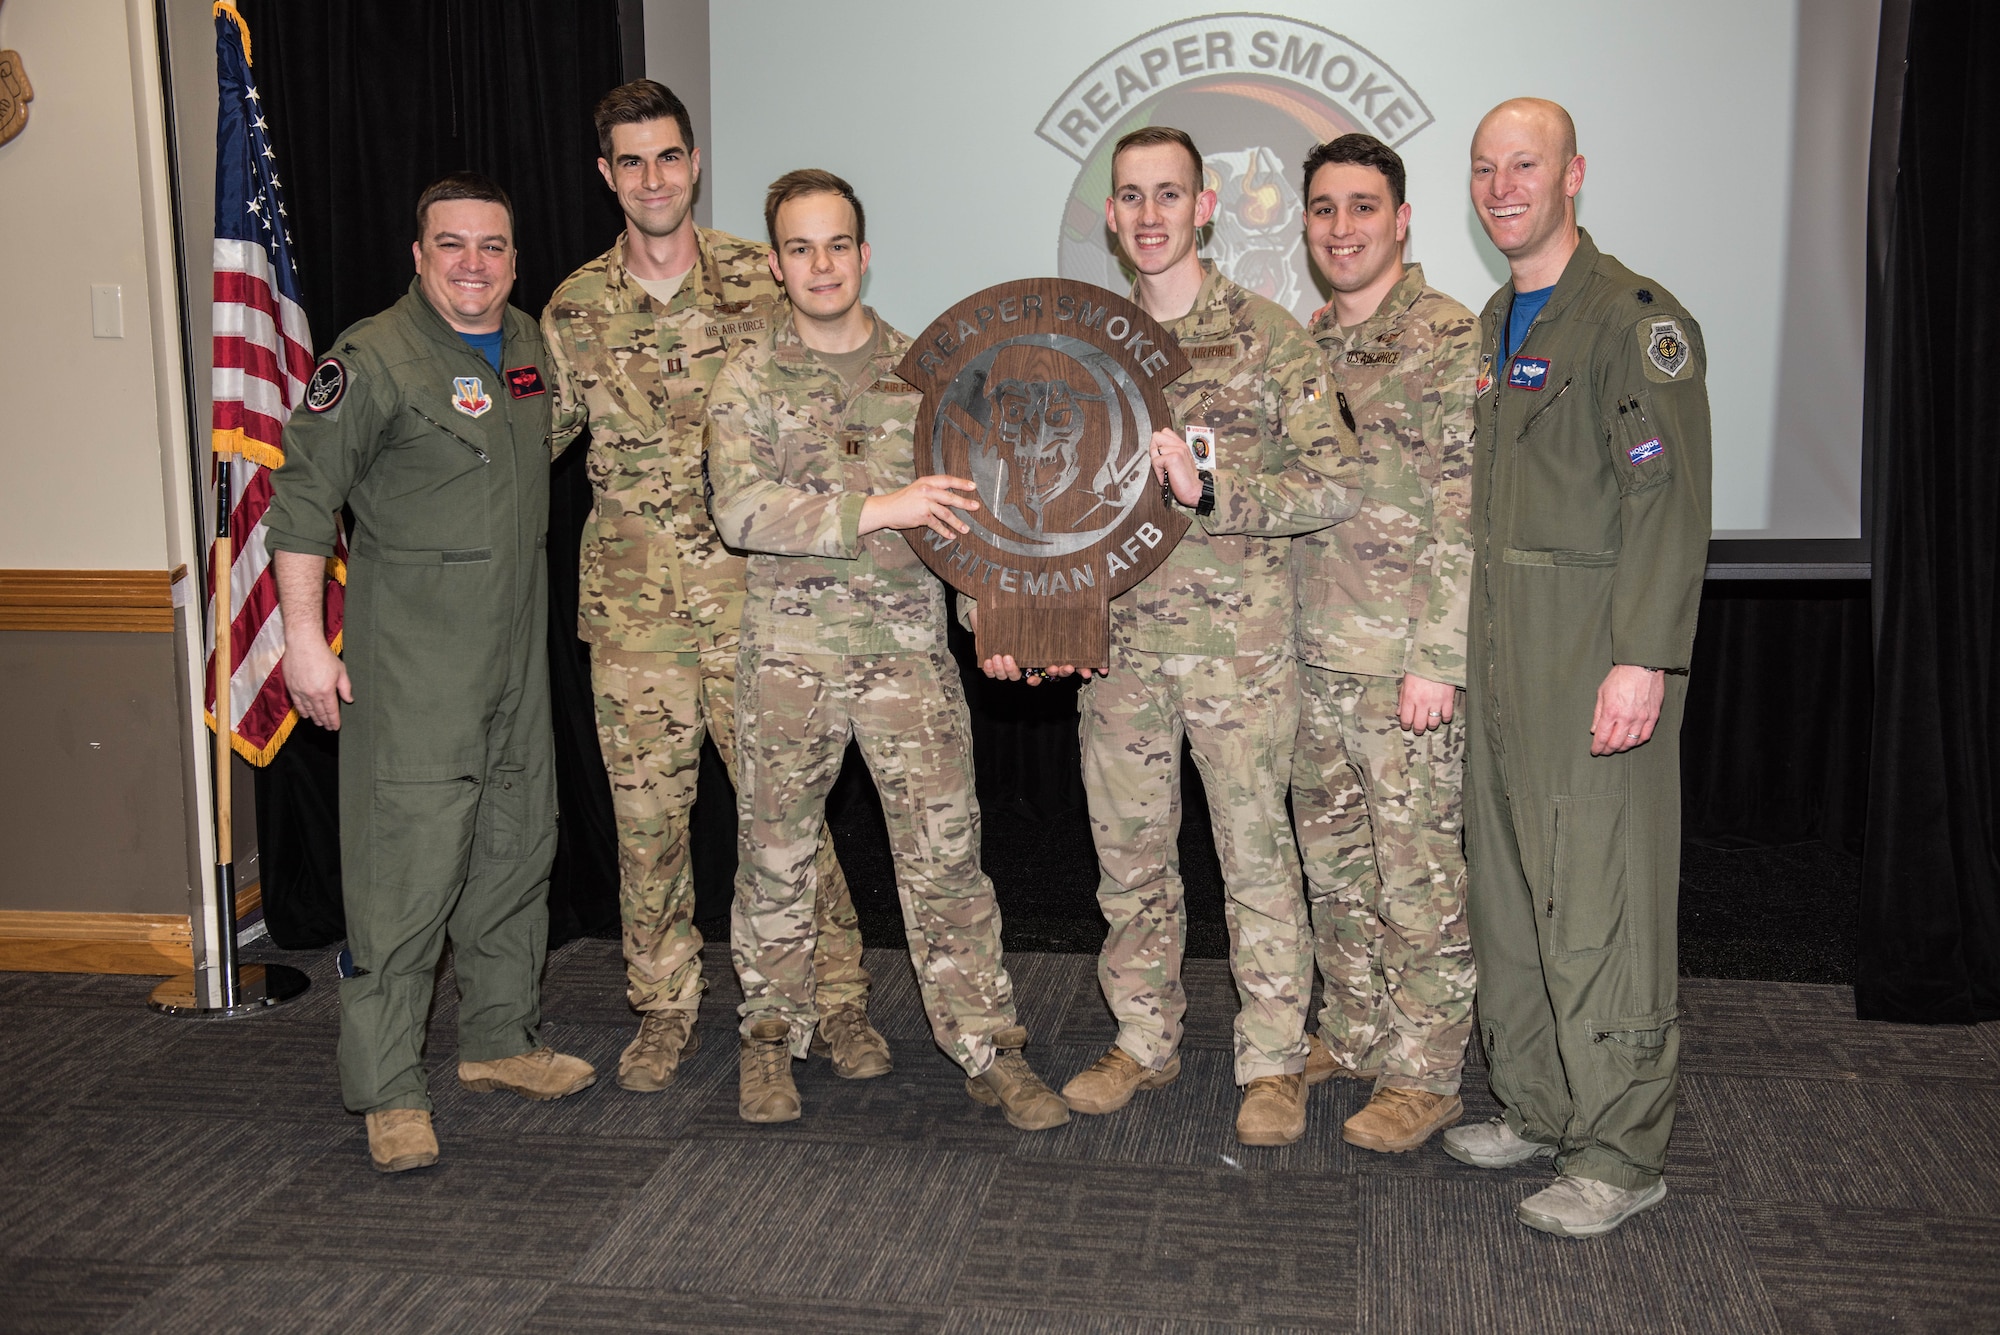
[1290,134,1479,1154]
[542,80,881,1092]
[707,170,1068,1130]
[997,127,1359,1147]
[1444,99,1711,1238]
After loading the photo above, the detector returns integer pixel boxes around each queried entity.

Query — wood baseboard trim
[0,911,193,975]
[0,569,177,632]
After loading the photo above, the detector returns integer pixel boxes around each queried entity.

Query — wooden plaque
[895,279,1190,668]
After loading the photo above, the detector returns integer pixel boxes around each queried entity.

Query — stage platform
[2,941,1995,1333]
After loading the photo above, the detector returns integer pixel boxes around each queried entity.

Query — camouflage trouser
[1080,647,1310,1084]
[1293,666,1474,1094]
[732,647,1016,1076]
[591,642,868,1014]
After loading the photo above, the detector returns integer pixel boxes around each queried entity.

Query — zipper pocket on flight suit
[1517,378,1572,439]
[410,406,490,463]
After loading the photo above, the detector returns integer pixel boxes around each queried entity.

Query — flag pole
[149,456,309,1017]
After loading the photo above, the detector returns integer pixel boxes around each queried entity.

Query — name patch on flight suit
[505,365,546,398]
[452,376,493,418]
[1507,356,1551,390]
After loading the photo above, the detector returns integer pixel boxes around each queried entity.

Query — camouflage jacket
[541,227,782,652]
[1114,263,1362,657]
[1295,264,1477,686]
[706,308,941,657]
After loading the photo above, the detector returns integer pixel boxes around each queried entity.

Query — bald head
[1474,98,1577,167]
[1469,97,1586,287]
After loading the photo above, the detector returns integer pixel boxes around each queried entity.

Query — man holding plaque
[1289,134,1480,1155]
[708,169,1069,1131]
[1051,126,1363,1147]
[542,80,884,1095]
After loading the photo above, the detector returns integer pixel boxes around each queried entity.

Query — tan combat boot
[809,1002,893,1079]
[738,1017,801,1123]
[1341,1087,1464,1153]
[617,1010,700,1092]
[1304,1033,1383,1086]
[458,1046,598,1100]
[1060,1046,1181,1114]
[1236,1072,1307,1146]
[965,1026,1070,1130]
[366,1108,438,1173]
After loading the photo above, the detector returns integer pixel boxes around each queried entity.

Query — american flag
[204,2,342,764]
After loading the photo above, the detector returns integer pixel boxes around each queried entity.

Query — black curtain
[1856,0,2000,1023]
[245,0,628,947]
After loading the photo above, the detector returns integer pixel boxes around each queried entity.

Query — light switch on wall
[91,283,124,338]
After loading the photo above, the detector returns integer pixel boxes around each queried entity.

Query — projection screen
[680,0,1880,566]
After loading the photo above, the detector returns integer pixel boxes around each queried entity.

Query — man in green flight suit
[542,80,883,1094]
[270,174,597,1175]
[1445,99,1712,1238]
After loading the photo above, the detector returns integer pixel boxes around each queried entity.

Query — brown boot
[366,1108,438,1173]
[965,1026,1070,1130]
[809,1003,893,1079]
[1304,1033,1383,1086]
[458,1047,597,1100]
[1236,1073,1307,1146]
[1342,1087,1464,1153]
[738,1017,801,1123]
[1060,1046,1181,1114]
[617,1010,700,1092]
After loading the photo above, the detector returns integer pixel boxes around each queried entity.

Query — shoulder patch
[1639,317,1692,381]
[303,357,347,414]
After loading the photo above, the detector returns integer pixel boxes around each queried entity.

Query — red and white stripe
[204,236,335,764]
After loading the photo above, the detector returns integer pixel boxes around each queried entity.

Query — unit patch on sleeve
[505,365,546,399]
[1628,436,1665,465]
[1640,318,1691,381]
[303,357,347,414]
[1507,356,1551,390]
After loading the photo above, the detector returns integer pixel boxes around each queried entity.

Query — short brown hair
[414,172,514,242]
[763,168,866,248]
[1302,134,1407,208]
[1112,125,1204,194]
[593,78,694,163]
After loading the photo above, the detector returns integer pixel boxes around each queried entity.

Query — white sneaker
[1517,1174,1668,1238]
[1441,1117,1558,1168]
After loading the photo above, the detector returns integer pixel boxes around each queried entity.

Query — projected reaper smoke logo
[1036,15,1432,325]
[936,335,1152,559]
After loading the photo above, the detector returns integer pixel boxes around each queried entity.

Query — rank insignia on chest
[1642,318,1691,380]
[842,431,867,457]
[663,355,685,375]
[505,364,546,398]
[1476,353,1494,397]
[452,376,493,418]
[1507,356,1551,390]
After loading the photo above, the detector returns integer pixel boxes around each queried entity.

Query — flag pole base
[147,963,311,1018]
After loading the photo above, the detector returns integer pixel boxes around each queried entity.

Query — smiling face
[412,199,516,333]
[1305,161,1410,298]
[599,116,700,242]
[1105,141,1216,279]
[767,190,869,326]
[1470,101,1585,277]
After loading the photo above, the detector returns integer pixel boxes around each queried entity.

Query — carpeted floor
[2,937,1994,1334]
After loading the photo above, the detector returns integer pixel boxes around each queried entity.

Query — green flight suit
[1464,230,1711,1189]
[265,280,558,1115]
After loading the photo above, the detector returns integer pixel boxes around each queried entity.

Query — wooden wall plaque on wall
[895,278,1190,668]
